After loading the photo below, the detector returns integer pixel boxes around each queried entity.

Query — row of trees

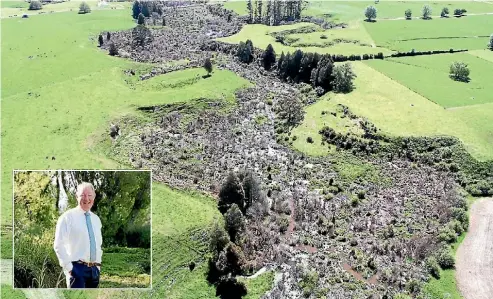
[235,40,356,94]
[246,0,305,26]
[366,5,468,21]
[132,0,163,19]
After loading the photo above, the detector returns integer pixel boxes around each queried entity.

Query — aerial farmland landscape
[1,0,492,298]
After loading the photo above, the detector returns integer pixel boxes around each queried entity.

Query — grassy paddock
[218,23,392,55]
[365,15,493,51]
[305,1,493,22]
[292,62,493,161]
[1,9,249,224]
[366,53,493,108]
[1,0,131,18]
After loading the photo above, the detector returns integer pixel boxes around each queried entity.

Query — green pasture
[366,53,493,108]
[469,49,493,62]
[305,1,493,22]
[365,15,493,51]
[288,21,376,47]
[1,0,131,18]
[292,62,493,161]
[1,9,250,223]
[218,22,391,55]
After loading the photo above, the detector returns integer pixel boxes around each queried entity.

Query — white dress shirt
[53,206,103,273]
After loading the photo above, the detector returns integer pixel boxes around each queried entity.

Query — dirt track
[456,198,493,299]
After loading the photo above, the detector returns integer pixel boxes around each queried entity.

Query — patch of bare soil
[456,198,493,299]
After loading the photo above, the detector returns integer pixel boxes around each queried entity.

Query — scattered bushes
[299,268,319,297]
[28,0,42,10]
[449,61,470,82]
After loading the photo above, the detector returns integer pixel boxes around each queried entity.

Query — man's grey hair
[76,182,96,203]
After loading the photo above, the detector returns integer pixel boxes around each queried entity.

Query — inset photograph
[13,170,151,289]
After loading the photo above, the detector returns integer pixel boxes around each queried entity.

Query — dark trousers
[69,262,100,288]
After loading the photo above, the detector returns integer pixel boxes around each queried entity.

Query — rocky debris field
[103,2,470,298]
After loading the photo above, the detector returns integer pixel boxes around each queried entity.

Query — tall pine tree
[132,0,141,19]
[257,0,263,24]
[254,0,258,24]
[262,44,276,70]
[265,0,272,25]
[247,0,253,23]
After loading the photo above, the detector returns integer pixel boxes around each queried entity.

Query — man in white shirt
[53,182,103,288]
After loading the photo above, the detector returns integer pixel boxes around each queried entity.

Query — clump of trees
[203,57,213,76]
[132,0,165,20]
[28,0,42,11]
[440,7,449,18]
[208,170,269,298]
[276,50,357,95]
[488,34,493,50]
[405,9,412,20]
[237,40,255,63]
[247,0,305,25]
[78,2,91,14]
[364,6,377,22]
[422,5,432,19]
[449,61,470,82]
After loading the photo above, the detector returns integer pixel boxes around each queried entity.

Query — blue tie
[85,212,96,262]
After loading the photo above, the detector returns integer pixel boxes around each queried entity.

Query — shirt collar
[76,205,91,215]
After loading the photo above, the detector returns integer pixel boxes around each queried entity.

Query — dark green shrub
[437,249,455,269]
[425,256,440,278]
